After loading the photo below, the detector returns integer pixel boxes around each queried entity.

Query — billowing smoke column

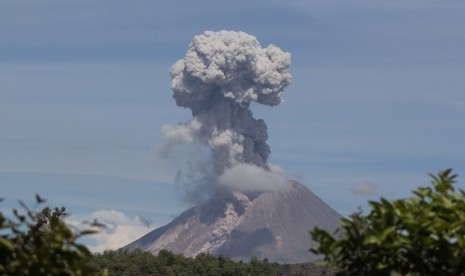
[161,30,291,197]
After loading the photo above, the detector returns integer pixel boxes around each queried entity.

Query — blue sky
[2,0,465,250]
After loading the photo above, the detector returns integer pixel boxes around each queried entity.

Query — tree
[311,169,465,276]
[0,196,106,275]
[90,249,283,276]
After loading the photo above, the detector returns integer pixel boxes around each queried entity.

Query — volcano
[124,180,341,263]
[126,31,341,263]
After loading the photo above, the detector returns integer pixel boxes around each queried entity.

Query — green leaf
[365,235,381,245]
[380,226,396,241]
[0,237,14,251]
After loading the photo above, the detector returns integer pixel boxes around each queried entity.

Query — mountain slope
[124,180,341,263]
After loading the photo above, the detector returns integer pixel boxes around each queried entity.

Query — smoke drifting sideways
[158,30,292,202]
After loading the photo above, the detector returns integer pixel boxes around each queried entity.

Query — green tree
[311,169,465,276]
[91,249,284,276]
[0,196,106,276]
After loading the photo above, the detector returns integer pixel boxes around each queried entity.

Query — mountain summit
[124,180,341,263]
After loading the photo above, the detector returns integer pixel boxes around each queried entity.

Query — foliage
[91,249,280,276]
[311,169,465,276]
[91,249,338,275]
[0,196,106,276]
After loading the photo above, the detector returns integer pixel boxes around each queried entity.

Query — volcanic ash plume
[160,30,292,194]
[126,33,341,262]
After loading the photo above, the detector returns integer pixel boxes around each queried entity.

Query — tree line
[89,249,336,276]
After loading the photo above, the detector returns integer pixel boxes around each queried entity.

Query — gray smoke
[160,30,292,198]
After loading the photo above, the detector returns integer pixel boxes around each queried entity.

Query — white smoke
[158,119,202,157]
[159,30,292,197]
[218,163,288,193]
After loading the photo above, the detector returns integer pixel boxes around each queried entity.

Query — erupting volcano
[124,30,341,263]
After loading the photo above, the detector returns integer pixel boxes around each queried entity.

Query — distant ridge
[125,180,341,263]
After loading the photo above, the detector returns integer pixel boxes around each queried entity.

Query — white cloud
[351,181,378,196]
[67,209,153,252]
[218,163,288,193]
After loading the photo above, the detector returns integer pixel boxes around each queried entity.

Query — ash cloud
[158,30,292,199]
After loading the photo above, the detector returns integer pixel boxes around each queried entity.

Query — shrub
[311,169,465,276]
[0,196,106,275]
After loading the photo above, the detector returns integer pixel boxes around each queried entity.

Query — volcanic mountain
[124,180,341,263]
